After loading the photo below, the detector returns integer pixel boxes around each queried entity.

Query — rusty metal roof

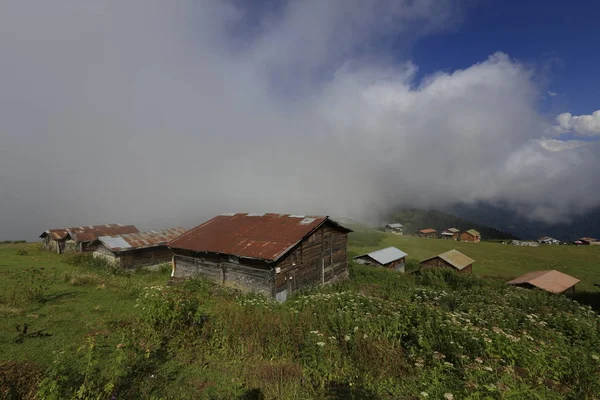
[419,228,436,234]
[97,227,186,253]
[422,249,474,270]
[507,270,580,294]
[40,228,70,240]
[168,213,352,262]
[41,224,139,242]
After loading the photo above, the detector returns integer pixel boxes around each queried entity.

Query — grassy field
[349,231,600,292]
[1,241,600,399]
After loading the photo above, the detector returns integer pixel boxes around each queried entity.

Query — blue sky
[411,0,599,116]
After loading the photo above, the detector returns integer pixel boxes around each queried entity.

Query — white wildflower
[344,335,351,341]
[316,342,325,347]
[483,366,493,372]
[420,392,429,397]
[444,393,454,400]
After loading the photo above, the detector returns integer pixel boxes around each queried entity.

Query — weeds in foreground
[23,267,600,399]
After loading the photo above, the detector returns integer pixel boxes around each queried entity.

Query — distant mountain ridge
[447,202,600,241]
[387,208,518,241]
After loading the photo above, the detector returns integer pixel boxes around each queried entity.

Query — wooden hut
[420,249,474,274]
[168,213,352,301]
[416,228,437,238]
[353,246,407,272]
[40,224,139,254]
[460,229,481,243]
[441,228,459,240]
[92,227,186,268]
[384,223,404,235]
[507,270,579,294]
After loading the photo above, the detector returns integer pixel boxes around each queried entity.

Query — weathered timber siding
[420,258,472,274]
[273,224,349,298]
[93,245,119,264]
[172,222,349,300]
[460,233,481,243]
[94,245,174,268]
[42,237,65,254]
[172,254,273,296]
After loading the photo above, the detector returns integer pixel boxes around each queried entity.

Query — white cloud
[547,91,558,97]
[554,110,600,136]
[0,0,599,240]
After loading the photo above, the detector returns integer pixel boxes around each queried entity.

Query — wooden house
[40,224,139,254]
[441,228,459,240]
[507,270,579,294]
[460,229,481,243]
[168,213,352,301]
[416,228,437,238]
[92,227,186,268]
[578,237,599,246]
[420,249,474,274]
[384,223,404,235]
[353,246,407,272]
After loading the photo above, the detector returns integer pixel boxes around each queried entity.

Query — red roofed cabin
[168,213,352,301]
[40,224,139,254]
[416,228,437,238]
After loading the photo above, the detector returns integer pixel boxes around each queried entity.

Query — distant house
[168,213,352,301]
[353,246,408,272]
[92,228,186,268]
[507,270,579,294]
[420,249,474,274]
[510,240,539,247]
[416,228,437,238]
[578,237,599,246]
[384,223,404,235]
[441,228,459,240]
[538,236,561,245]
[460,229,481,243]
[40,224,139,254]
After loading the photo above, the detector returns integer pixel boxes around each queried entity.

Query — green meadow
[1,240,600,399]
[349,230,600,292]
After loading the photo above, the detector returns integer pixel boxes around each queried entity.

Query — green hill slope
[387,208,518,240]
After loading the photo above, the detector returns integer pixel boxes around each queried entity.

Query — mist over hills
[447,203,600,241]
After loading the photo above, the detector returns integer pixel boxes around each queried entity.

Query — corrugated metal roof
[40,224,139,241]
[40,228,70,240]
[422,249,474,270]
[580,237,597,243]
[354,246,407,265]
[68,224,140,242]
[168,213,352,262]
[419,228,436,234]
[507,270,580,294]
[386,223,403,228]
[466,229,481,237]
[98,227,186,252]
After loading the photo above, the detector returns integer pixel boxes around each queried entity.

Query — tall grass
[31,265,600,399]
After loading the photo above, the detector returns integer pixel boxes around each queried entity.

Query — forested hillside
[387,208,518,240]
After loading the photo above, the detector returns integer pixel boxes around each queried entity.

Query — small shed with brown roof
[507,270,580,294]
[460,229,481,243]
[40,224,139,254]
[578,237,599,246]
[168,213,352,301]
[92,227,186,268]
[417,228,437,238]
[420,249,474,274]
